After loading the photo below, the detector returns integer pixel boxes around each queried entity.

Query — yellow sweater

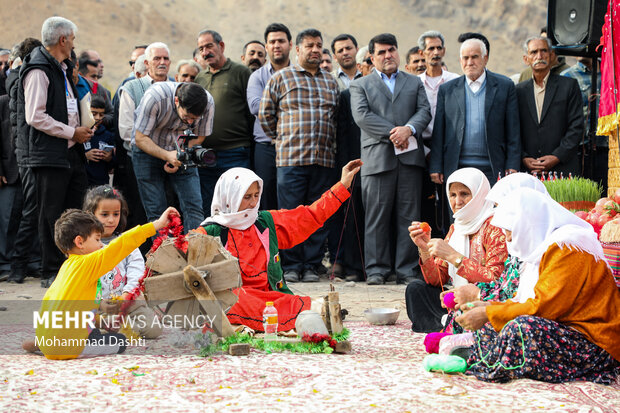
[36,224,155,359]
[486,243,620,362]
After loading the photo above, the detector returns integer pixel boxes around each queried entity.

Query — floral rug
[0,321,618,412]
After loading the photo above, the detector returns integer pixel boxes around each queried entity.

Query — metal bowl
[364,308,400,325]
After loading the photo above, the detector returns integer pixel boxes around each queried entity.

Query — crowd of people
[1,16,618,383]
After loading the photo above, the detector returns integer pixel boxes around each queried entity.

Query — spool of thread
[423,354,468,373]
[443,292,457,309]
[423,332,452,353]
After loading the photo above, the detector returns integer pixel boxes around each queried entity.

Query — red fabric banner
[597,0,620,136]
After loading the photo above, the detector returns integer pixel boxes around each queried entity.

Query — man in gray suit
[350,33,431,285]
[429,38,521,185]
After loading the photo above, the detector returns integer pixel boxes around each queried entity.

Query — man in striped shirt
[132,82,214,232]
[259,28,340,283]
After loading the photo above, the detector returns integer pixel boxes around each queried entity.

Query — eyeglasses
[364,57,372,65]
[128,60,135,67]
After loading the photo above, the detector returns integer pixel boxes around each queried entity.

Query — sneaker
[301,269,320,282]
[283,270,300,283]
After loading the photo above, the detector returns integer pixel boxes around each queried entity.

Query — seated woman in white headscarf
[406,168,508,333]
[193,160,362,333]
[456,188,620,384]
[447,173,550,307]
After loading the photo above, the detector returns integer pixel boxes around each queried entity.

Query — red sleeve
[456,221,507,283]
[270,182,350,250]
[421,225,453,287]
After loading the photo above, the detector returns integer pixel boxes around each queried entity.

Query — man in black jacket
[17,17,93,288]
[517,37,583,176]
[6,38,43,284]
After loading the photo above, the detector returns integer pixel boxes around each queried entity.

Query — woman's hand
[439,288,455,309]
[453,284,481,310]
[408,221,431,249]
[455,302,490,331]
[153,207,180,231]
[427,238,462,265]
[340,159,363,189]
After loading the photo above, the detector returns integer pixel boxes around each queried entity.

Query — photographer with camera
[132,82,214,232]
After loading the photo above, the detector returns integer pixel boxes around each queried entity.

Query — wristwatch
[454,256,464,268]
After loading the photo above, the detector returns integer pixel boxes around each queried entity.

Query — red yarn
[302,332,337,350]
[423,332,452,354]
[443,292,457,309]
[119,214,185,317]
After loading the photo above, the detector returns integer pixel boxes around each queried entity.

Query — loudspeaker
[547,0,607,56]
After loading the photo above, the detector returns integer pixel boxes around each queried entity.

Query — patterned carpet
[0,321,618,412]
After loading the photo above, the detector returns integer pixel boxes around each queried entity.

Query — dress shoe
[345,273,363,282]
[0,271,9,282]
[283,270,300,283]
[7,272,25,284]
[40,276,56,288]
[330,263,344,279]
[301,269,320,282]
[397,276,417,285]
[385,272,396,283]
[366,274,385,285]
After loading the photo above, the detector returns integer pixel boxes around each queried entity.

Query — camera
[175,129,216,169]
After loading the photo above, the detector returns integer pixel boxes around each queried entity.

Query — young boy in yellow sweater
[25,206,178,359]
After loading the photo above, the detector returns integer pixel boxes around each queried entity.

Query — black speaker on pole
[547,0,607,57]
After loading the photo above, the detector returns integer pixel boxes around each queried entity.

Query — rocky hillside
[3,0,549,90]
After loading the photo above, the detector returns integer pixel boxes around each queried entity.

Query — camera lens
[193,147,217,167]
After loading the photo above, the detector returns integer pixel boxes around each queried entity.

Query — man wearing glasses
[132,82,214,231]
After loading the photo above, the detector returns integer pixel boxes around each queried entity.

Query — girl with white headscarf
[196,160,362,332]
[456,188,620,384]
[405,168,508,333]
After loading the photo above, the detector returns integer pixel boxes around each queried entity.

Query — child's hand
[153,207,180,231]
[99,299,120,315]
[340,159,363,189]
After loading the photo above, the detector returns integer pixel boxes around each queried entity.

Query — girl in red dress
[195,160,362,332]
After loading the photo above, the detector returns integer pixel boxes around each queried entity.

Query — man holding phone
[83,95,114,185]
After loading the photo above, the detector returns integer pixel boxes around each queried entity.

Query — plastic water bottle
[263,301,278,341]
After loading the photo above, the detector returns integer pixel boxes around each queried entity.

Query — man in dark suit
[350,33,431,285]
[517,37,583,176]
[429,38,521,186]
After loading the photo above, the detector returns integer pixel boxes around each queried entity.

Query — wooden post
[327,291,343,334]
[183,265,235,338]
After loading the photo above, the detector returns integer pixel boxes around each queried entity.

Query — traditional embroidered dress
[468,189,620,383]
[197,168,349,332]
[406,168,507,333]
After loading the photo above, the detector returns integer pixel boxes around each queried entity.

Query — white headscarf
[445,168,495,287]
[491,188,606,303]
[486,173,549,205]
[200,167,263,230]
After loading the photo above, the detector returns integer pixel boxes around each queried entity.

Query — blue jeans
[277,165,335,272]
[132,147,204,232]
[198,146,250,215]
[253,143,277,210]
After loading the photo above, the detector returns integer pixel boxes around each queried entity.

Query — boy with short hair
[27,207,178,359]
[84,96,115,186]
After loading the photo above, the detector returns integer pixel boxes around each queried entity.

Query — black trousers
[11,167,41,276]
[33,147,88,279]
[405,279,447,333]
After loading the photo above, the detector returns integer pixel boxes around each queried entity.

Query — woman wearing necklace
[194,160,362,332]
